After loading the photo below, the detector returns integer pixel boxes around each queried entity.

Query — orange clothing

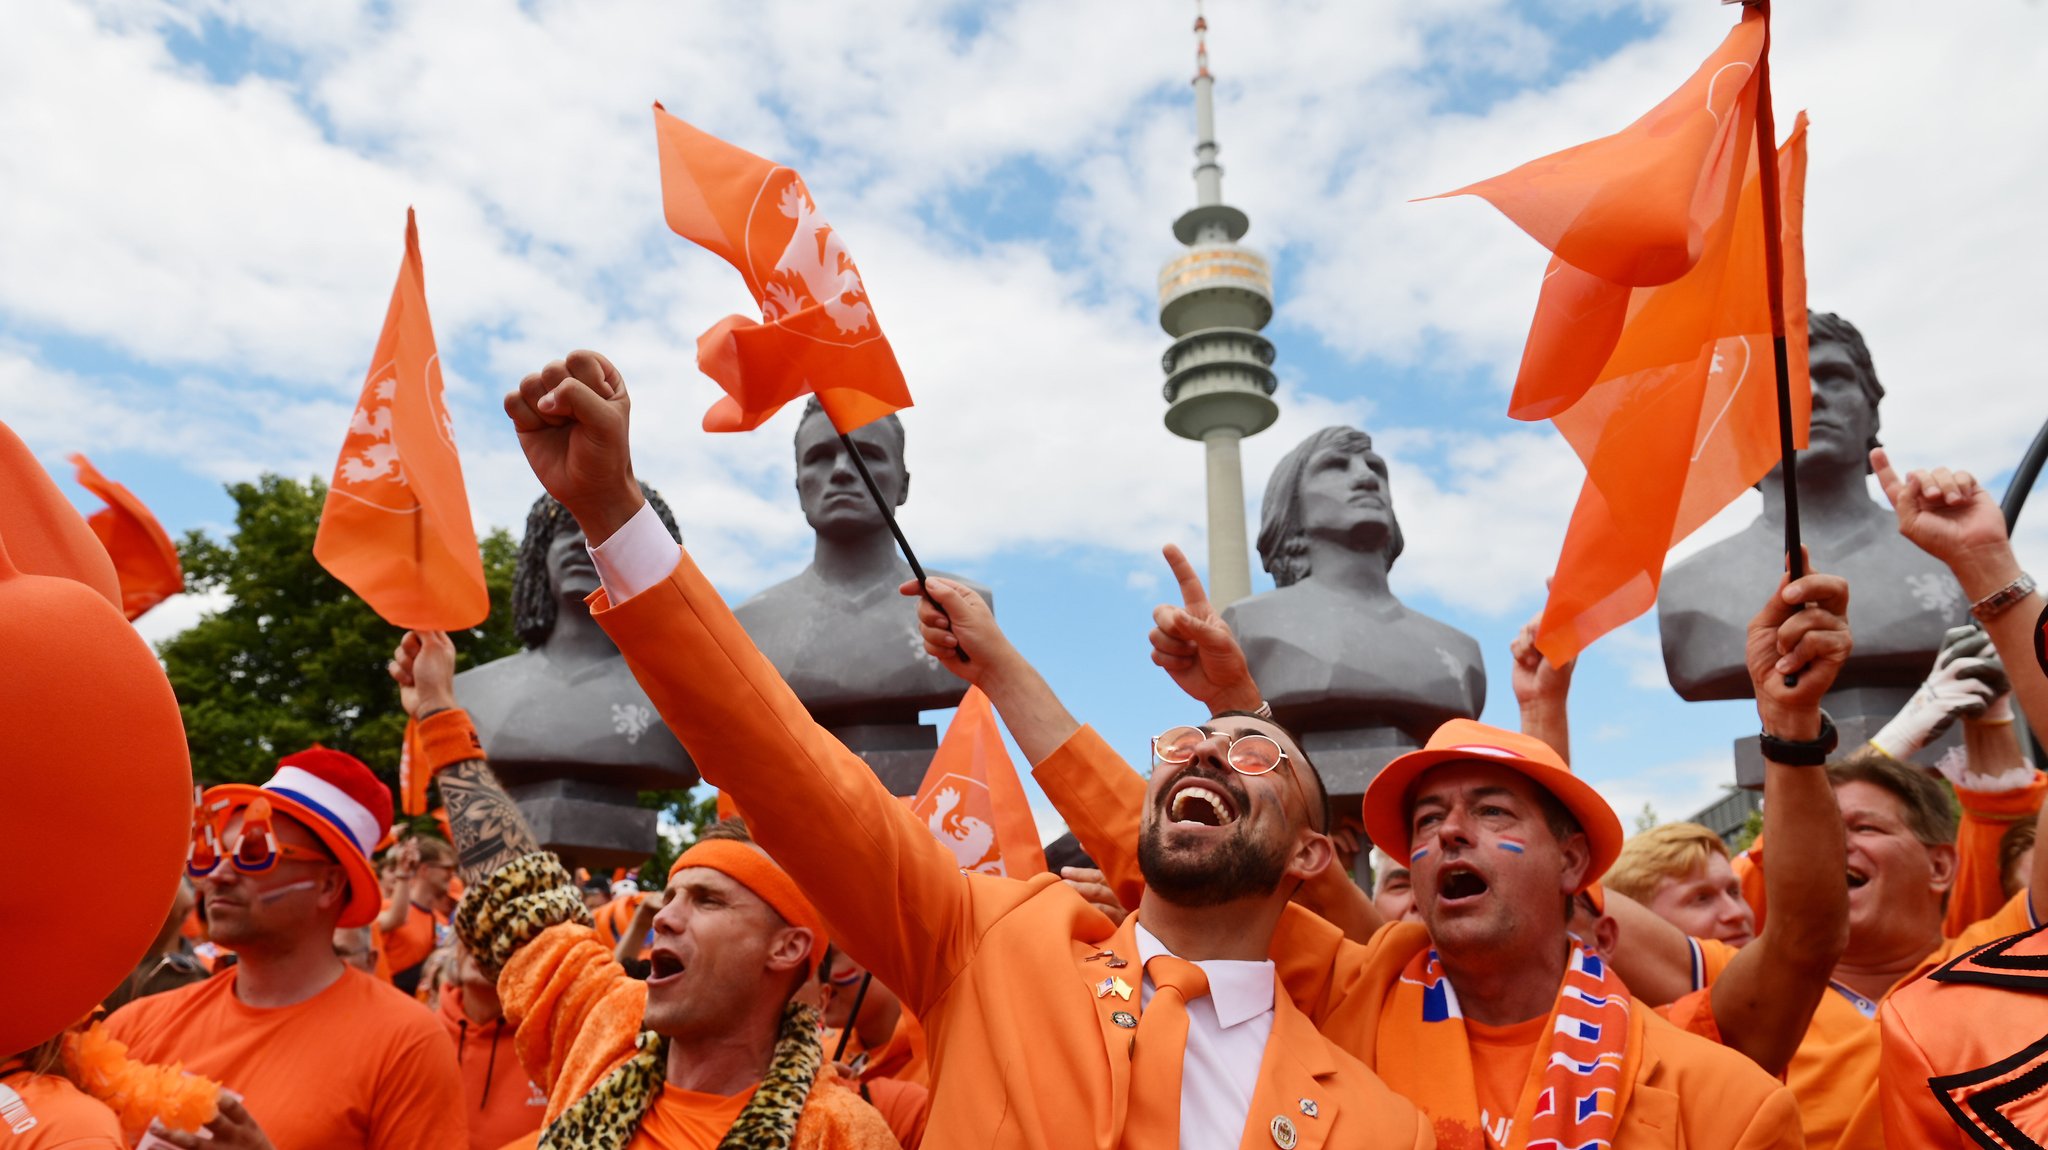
[436,985,546,1150]
[823,1010,930,1088]
[1881,923,2048,1148]
[589,548,1436,1149]
[626,1084,755,1149]
[1946,774,2045,938]
[383,899,449,991]
[1732,840,1766,931]
[100,965,462,1149]
[0,1070,125,1149]
[591,892,651,959]
[1701,893,2038,1150]
[1039,724,1800,1149]
[1466,1016,1544,1140]
[856,1075,930,1149]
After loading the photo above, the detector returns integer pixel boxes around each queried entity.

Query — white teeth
[1170,785,1232,826]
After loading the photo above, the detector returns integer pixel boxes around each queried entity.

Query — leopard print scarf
[537,1000,825,1150]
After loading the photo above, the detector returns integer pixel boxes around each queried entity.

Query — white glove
[1932,744,2037,794]
[1871,626,2011,760]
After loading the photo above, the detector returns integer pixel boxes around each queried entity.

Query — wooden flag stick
[837,433,969,663]
[1749,0,1805,686]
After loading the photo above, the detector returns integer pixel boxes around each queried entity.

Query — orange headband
[670,839,825,974]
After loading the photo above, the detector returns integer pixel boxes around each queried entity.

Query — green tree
[1633,802,1662,836]
[161,475,521,794]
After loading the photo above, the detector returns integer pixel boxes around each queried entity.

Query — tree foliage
[161,474,521,789]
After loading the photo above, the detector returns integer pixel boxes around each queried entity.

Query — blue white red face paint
[1496,839,1527,855]
[1409,846,1432,863]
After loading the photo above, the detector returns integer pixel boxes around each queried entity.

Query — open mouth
[648,949,686,985]
[1846,867,1870,891]
[1436,864,1491,905]
[1166,775,1240,828]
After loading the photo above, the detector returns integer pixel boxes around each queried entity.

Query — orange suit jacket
[1880,925,2048,1148]
[589,549,1434,1150]
[1036,727,1805,1150]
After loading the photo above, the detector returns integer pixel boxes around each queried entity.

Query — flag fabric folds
[1535,114,1810,665]
[313,209,488,631]
[0,420,121,609]
[69,454,183,621]
[653,103,912,436]
[909,688,1046,877]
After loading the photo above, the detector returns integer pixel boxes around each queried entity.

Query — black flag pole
[1747,0,1805,686]
[837,432,970,663]
[831,971,874,1063]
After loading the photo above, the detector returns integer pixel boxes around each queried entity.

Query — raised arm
[1508,610,1574,763]
[504,351,1021,1016]
[1874,448,2048,925]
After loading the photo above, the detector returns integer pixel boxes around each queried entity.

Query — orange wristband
[416,708,484,777]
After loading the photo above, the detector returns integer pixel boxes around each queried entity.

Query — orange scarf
[1378,939,1638,1150]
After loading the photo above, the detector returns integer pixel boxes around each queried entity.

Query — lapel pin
[1270,1115,1299,1149]
[1095,976,1117,998]
[1105,956,1128,968]
[1112,1011,1137,1028]
[1111,976,1134,1000]
[1298,1098,1318,1118]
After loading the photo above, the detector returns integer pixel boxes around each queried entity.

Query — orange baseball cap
[1362,719,1623,892]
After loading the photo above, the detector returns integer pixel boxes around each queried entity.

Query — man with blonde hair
[1604,823,1755,948]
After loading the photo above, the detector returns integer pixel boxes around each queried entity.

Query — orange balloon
[0,531,191,1056]
[0,420,120,608]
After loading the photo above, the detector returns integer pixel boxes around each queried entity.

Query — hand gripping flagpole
[837,433,970,663]
[1746,0,1806,686]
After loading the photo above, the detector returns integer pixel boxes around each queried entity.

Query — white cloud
[134,588,232,648]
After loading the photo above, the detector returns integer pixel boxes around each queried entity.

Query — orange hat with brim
[1362,718,1623,892]
[204,747,393,929]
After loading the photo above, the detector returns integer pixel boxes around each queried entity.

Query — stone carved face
[794,408,908,541]
[1805,337,1880,474]
[545,516,600,602]
[1257,427,1406,588]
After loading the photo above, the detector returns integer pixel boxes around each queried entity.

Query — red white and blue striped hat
[204,746,393,928]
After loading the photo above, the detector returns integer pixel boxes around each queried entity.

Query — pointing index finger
[1161,544,1211,614]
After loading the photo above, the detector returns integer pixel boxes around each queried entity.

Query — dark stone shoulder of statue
[453,648,694,789]
[735,565,991,725]
[1224,581,1486,734]
[1659,511,1969,701]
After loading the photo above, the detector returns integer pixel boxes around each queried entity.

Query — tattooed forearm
[438,758,543,886]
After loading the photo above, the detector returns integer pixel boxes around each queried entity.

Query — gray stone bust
[455,487,696,792]
[1224,427,1485,791]
[1659,313,1966,703]
[734,401,987,730]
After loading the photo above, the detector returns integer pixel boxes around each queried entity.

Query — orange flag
[653,103,912,435]
[909,688,1046,877]
[0,421,120,609]
[69,454,183,621]
[313,210,487,630]
[1531,114,1810,664]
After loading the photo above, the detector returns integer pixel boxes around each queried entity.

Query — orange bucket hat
[1362,718,1623,891]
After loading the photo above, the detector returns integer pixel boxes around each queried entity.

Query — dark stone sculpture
[1658,313,1968,782]
[455,487,696,869]
[1224,426,1486,797]
[734,401,989,794]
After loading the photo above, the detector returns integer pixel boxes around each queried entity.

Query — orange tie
[1123,954,1212,1150]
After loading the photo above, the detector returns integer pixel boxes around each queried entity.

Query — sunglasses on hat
[187,794,327,879]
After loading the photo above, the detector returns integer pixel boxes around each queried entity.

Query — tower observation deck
[1158,2,1276,605]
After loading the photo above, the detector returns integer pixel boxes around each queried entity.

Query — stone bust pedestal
[1224,427,1486,800]
[455,489,696,870]
[735,401,987,795]
[1658,314,1966,784]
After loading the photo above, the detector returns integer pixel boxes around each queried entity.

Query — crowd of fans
[5,346,2045,1149]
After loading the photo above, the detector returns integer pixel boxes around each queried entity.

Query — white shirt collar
[1132,921,1276,1031]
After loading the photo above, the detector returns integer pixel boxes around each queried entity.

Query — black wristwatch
[1758,710,1838,767]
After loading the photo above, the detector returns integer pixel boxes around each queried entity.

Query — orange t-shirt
[382,900,449,986]
[592,894,651,959]
[0,1071,124,1149]
[1465,1015,1545,1144]
[101,965,464,1150]
[437,985,546,1150]
[624,1084,757,1149]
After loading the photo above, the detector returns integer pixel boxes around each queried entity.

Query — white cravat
[1132,922,1276,1150]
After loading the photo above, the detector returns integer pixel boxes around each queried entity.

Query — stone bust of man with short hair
[1223,426,1485,787]
[734,400,989,731]
[1658,312,1966,702]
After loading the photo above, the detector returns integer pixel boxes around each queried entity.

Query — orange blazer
[1036,726,1805,1150]
[1880,926,2048,1148]
[589,549,1434,1150]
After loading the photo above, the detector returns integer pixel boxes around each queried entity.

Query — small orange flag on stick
[652,103,912,436]
[909,688,1047,877]
[314,209,487,631]
[69,454,183,621]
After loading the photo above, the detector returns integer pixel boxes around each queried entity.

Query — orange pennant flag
[1533,113,1810,665]
[69,454,183,621]
[909,687,1046,877]
[313,209,488,630]
[653,103,912,436]
[1436,9,1765,298]
[0,421,121,609]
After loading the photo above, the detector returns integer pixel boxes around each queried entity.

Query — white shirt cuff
[587,500,679,605]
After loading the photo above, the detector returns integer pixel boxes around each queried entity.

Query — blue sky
[6,0,2046,846]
